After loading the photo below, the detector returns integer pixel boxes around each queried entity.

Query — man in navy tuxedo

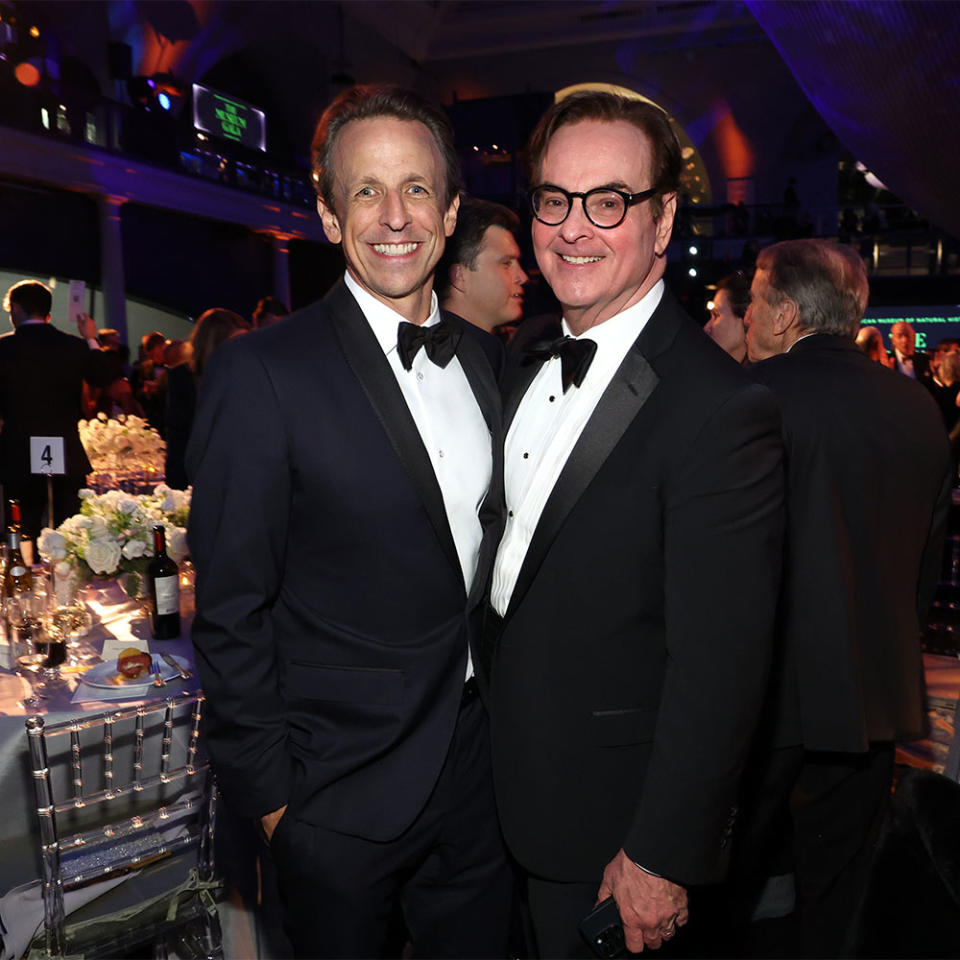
[187,85,511,958]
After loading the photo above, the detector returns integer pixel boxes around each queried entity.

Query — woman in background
[164,308,250,489]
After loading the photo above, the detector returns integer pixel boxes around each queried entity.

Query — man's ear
[772,297,799,337]
[443,193,461,238]
[317,196,342,244]
[449,263,467,294]
[654,192,677,256]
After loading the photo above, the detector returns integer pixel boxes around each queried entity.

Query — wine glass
[7,596,48,710]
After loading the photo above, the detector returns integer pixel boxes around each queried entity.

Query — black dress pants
[725,743,895,959]
[269,693,514,959]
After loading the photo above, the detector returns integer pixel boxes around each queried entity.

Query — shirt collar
[343,271,440,358]
[560,279,664,348]
[787,331,818,352]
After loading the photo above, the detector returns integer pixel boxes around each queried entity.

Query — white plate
[79,655,188,689]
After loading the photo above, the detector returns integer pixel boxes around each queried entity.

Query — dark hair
[3,280,52,317]
[434,197,521,298]
[252,296,289,326]
[140,331,166,362]
[716,271,752,320]
[189,308,250,379]
[311,84,462,210]
[524,91,682,220]
[756,239,868,337]
[97,328,121,345]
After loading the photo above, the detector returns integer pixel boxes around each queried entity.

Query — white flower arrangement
[38,485,191,593]
[79,413,166,475]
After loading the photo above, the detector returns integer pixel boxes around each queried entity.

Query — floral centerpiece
[38,485,191,599]
[80,413,166,490]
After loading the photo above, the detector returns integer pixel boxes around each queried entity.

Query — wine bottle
[3,527,33,600]
[6,498,21,531]
[147,523,180,639]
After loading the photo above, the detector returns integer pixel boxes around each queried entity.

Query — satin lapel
[504,339,660,621]
[455,325,506,608]
[327,283,464,592]
[502,317,563,433]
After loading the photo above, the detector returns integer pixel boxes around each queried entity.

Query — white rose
[38,529,68,561]
[78,489,95,500]
[122,539,148,560]
[166,526,189,563]
[118,498,139,515]
[84,538,122,575]
[88,517,109,539]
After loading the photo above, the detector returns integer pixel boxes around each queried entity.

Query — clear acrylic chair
[24,692,222,959]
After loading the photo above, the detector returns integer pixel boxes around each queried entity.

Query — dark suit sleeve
[624,383,785,883]
[186,340,292,819]
[918,461,953,622]
[164,365,196,490]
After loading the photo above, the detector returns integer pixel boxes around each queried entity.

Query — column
[98,195,128,343]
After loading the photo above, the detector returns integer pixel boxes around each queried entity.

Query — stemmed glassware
[6,589,54,709]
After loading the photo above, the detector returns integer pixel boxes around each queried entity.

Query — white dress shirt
[491,281,665,616]
[344,273,492,678]
[894,348,916,378]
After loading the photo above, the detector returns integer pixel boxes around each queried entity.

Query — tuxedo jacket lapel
[327,282,464,592]
[503,295,684,620]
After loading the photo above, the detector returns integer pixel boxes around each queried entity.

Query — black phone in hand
[579,897,626,958]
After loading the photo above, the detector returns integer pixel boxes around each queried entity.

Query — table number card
[29,437,66,476]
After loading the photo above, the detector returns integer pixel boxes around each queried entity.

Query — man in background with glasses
[484,91,785,956]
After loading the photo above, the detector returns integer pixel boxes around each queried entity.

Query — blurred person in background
[163,338,185,369]
[436,197,528,342]
[0,280,112,539]
[133,330,169,435]
[889,320,932,385]
[252,296,290,329]
[703,271,751,364]
[164,308,250,489]
[855,324,893,367]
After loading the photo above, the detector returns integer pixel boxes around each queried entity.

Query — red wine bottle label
[154,575,179,616]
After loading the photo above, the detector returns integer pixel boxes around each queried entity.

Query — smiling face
[532,119,675,334]
[458,225,528,330]
[317,116,459,323]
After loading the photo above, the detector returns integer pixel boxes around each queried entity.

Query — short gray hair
[756,239,868,337]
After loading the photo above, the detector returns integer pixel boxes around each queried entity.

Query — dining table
[0,575,204,959]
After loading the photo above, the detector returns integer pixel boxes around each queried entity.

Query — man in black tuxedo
[889,320,933,386]
[485,91,785,956]
[0,280,110,538]
[738,239,951,956]
[187,85,511,958]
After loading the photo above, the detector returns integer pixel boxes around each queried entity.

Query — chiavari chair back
[24,691,221,959]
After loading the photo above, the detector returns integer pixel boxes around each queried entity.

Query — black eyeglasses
[529,184,657,229]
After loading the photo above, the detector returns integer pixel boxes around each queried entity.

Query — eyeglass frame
[528,183,659,229]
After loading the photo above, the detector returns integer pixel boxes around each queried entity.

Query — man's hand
[260,803,287,843]
[77,311,98,342]
[597,849,689,953]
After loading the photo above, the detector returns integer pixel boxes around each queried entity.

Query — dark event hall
[1,2,960,959]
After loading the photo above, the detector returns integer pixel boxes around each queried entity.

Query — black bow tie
[397,318,461,371]
[524,335,598,393]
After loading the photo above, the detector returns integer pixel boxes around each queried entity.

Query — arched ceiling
[748,0,960,236]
